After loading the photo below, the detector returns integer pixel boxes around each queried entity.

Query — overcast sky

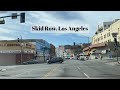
[0,11,120,47]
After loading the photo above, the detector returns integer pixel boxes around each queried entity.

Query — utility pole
[63,52,64,59]
[18,35,23,64]
[112,32,120,64]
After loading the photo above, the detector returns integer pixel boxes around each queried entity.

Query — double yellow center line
[41,65,60,79]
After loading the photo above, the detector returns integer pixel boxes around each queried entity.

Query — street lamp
[63,52,64,58]
[112,32,120,64]
[18,35,23,64]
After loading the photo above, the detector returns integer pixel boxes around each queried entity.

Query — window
[98,38,99,41]
[109,32,110,36]
[104,34,106,38]
[101,36,103,40]
[104,25,106,27]
[109,39,111,42]
[107,33,108,37]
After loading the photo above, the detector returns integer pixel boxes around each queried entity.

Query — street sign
[12,13,17,19]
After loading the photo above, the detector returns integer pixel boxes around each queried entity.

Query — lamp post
[63,52,64,59]
[18,35,23,64]
[112,32,120,64]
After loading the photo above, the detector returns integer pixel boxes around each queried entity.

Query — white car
[79,54,87,61]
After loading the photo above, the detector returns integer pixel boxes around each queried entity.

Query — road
[0,59,120,79]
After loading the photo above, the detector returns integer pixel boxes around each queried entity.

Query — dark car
[23,59,40,65]
[47,57,64,64]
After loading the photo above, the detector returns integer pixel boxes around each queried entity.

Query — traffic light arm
[0,15,20,19]
[0,13,25,23]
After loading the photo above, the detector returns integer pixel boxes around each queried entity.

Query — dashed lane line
[77,66,90,79]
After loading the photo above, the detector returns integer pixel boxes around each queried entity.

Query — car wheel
[48,62,51,64]
[59,61,63,63]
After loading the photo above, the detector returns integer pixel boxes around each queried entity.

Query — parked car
[47,57,64,64]
[95,56,98,59]
[79,54,88,61]
[65,57,70,59]
[23,59,40,65]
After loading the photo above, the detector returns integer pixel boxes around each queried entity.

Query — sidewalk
[99,57,120,66]
[0,65,18,72]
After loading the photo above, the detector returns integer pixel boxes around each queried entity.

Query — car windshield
[0,11,120,79]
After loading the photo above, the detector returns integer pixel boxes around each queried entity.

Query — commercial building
[0,39,50,65]
[83,19,120,59]
[50,44,56,58]
[0,40,35,65]
[57,45,83,59]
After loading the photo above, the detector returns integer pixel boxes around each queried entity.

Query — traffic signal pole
[0,12,25,24]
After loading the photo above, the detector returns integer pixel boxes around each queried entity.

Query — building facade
[57,45,83,59]
[83,19,120,59]
[0,39,50,65]
[50,44,56,58]
[0,40,35,65]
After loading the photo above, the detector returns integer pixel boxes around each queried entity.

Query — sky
[0,11,120,47]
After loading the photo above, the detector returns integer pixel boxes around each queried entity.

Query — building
[57,45,83,59]
[0,39,50,65]
[83,19,120,59]
[50,44,56,58]
[0,40,35,65]
[31,39,50,62]
[57,45,65,58]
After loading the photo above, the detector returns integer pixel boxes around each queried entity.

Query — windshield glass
[0,11,120,79]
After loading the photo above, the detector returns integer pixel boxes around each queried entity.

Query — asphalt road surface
[0,59,120,79]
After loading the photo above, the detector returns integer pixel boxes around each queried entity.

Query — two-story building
[0,39,50,65]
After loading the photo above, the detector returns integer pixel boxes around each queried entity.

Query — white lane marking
[77,66,90,79]
[77,66,81,70]
[83,73,90,79]
[42,65,60,79]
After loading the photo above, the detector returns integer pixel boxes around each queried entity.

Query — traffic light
[11,13,17,19]
[73,42,75,46]
[0,19,5,24]
[20,13,25,23]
